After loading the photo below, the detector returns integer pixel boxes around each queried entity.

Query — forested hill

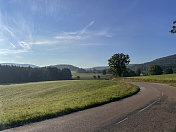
[51,64,86,72]
[128,54,176,72]
[51,64,79,71]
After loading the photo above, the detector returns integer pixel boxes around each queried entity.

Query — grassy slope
[72,73,112,80]
[127,74,176,80]
[0,80,139,129]
[118,74,176,86]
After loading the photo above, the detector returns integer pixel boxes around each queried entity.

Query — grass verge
[0,80,139,130]
[115,74,176,87]
[170,83,176,87]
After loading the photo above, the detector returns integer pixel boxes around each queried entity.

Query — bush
[135,68,141,76]
[148,65,163,75]
[97,75,101,79]
[163,68,173,74]
[174,69,176,73]
[122,69,136,77]
[102,70,106,75]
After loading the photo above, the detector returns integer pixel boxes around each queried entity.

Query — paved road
[2,82,176,132]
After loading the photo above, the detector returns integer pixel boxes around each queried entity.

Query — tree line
[108,53,176,77]
[0,65,72,83]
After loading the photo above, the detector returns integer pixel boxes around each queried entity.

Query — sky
[0,0,175,68]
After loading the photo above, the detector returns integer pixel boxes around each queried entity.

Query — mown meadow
[0,80,139,130]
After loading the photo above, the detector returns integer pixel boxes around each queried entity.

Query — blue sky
[0,0,175,68]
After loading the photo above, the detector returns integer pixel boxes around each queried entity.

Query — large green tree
[148,65,163,75]
[108,53,130,77]
[170,20,176,33]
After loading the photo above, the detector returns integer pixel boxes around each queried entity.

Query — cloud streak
[0,49,28,54]
[0,15,112,55]
[2,25,15,37]
[10,42,16,48]
[55,21,112,41]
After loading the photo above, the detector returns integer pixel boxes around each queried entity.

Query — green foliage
[102,69,107,75]
[108,53,130,77]
[171,83,176,87]
[135,68,141,76]
[97,75,101,79]
[72,73,112,80]
[0,80,139,129]
[163,68,173,74]
[148,65,163,75]
[170,20,176,33]
[0,65,72,83]
[77,76,80,79]
[128,54,176,72]
[93,75,96,79]
[121,74,176,84]
[122,68,136,77]
[174,69,176,73]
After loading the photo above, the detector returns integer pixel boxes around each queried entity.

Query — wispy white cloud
[19,41,31,50]
[0,49,28,55]
[28,40,58,45]
[0,14,112,55]
[79,43,103,46]
[2,25,15,37]
[94,30,112,38]
[10,42,16,48]
[55,21,95,40]
[55,35,85,40]
[55,21,112,41]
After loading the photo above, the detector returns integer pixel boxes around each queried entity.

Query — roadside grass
[170,83,176,87]
[72,73,112,80]
[115,74,176,87]
[0,80,139,130]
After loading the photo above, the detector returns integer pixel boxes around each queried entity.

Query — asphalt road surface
[2,82,176,132]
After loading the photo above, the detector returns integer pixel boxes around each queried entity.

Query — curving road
[2,82,176,132]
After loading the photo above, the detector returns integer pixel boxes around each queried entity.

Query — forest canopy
[0,65,72,83]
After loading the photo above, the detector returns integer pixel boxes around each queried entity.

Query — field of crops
[0,80,139,129]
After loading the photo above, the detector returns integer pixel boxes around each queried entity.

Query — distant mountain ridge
[85,66,109,71]
[128,54,176,72]
[1,54,175,72]
[51,64,83,72]
[0,63,38,68]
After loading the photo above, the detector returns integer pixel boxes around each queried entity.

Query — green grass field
[72,73,112,80]
[127,74,176,81]
[0,80,139,129]
[118,74,176,86]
